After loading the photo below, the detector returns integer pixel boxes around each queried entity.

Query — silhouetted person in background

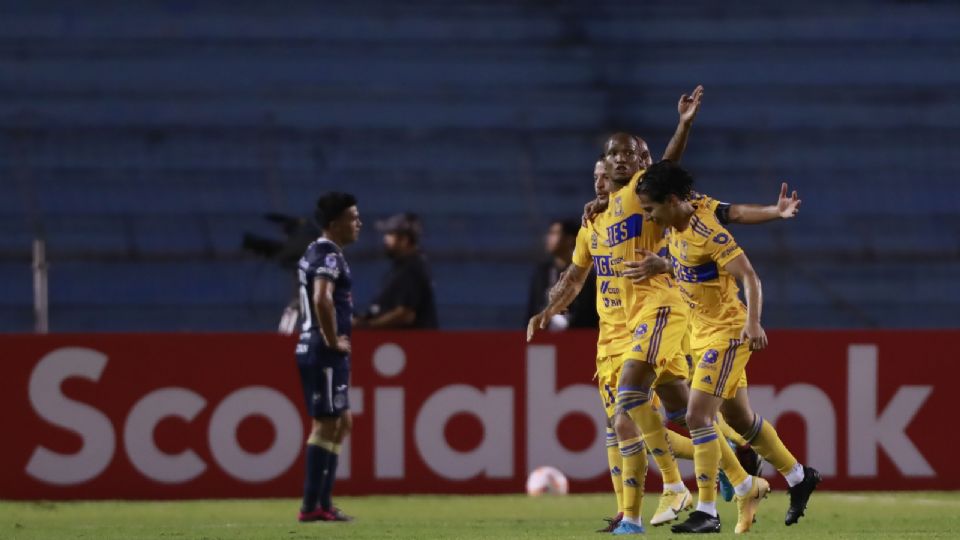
[355,213,439,329]
[526,219,598,330]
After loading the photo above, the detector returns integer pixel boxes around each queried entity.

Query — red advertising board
[0,330,954,499]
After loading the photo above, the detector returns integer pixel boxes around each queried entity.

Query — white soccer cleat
[650,486,693,526]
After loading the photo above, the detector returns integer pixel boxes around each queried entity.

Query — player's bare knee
[613,412,638,440]
[685,403,714,430]
[656,381,689,412]
[336,412,353,440]
[720,402,753,432]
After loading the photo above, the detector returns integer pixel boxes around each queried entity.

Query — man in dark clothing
[356,213,439,329]
[525,219,599,330]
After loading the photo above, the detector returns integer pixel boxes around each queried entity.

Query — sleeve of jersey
[698,193,732,225]
[311,247,341,281]
[705,219,743,268]
[571,227,593,268]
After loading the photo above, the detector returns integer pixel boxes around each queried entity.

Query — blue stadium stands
[1,1,958,331]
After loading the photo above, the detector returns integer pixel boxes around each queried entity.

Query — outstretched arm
[527,263,592,342]
[724,254,768,351]
[662,85,704,163]
[726,182,801,225]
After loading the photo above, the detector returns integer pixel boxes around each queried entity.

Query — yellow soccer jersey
[573,222,630,356]
[666,200,747,350]
[603,171,687,328]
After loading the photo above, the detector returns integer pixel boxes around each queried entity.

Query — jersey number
[299,269,313,332]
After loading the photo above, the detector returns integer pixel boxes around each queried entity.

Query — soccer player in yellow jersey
[595,133,786,534]
[529,86,706,534]
[635,160,820,534]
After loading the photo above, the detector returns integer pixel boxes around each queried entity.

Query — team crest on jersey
[614,197,624,217]
[701,349,719,364]
[633,323,648,338]
[324,253,338,269]
[679,239,689,261]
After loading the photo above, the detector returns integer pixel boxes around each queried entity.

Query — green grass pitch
[3,492,959,539]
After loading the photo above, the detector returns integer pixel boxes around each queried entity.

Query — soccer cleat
[298,507,334,522]
[612,520,646,535]
[785,466,821,526]
[597,512,623,533]
[651,486,693,526]
[326,507,355,522]
[735,476,771,534]
[717,470,735,502]
[670,510,720,534]
[735,445,764,477]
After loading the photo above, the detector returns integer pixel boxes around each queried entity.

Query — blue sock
[301,445,330,512]
[320,452,339,510]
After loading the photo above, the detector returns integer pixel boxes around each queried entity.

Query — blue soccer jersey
[297,238,353,345]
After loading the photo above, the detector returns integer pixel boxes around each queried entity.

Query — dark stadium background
[3,1,957,333]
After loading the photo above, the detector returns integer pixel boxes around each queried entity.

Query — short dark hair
[636,160,694,203]
[553,219,580,237]
[314,192,358,229]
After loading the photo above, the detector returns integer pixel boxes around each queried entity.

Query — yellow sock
[690,425,721,505]
[606,427,625,514]
[715,423,749,487]
[717,412,748,447]
[666,429,693,460]
[743,414,798,475]
[626,400,684,486]
[618,436,647,521]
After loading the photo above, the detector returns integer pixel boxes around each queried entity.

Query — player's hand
[527,308,559,342]
[678,85,704,126]
[621,249,671,283]
[776,182,801,219]
[335,335,352,354]
[527,312,545,342]
[740,322,768,351]
[582,198,608,226]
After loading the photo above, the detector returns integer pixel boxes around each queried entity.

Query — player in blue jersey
[296,191,362,523]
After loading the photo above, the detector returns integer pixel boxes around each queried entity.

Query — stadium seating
[1,1,958,331]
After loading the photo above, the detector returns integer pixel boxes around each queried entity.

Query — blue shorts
[296,345,350,419]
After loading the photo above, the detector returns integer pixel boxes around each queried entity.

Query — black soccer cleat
[735,445,764,477]
[785,466,821,526]
[596,512,623,533]
[671,510,721,534]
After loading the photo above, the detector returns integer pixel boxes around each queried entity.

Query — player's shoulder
[693,199,728,230]
[677,204,724,247]
[304,239,343,268]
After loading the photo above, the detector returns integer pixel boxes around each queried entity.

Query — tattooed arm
[527,263,592,342]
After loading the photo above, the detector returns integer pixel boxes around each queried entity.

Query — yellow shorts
[690,338,750,400]
[623,305,689,387]
[596,354,624,419]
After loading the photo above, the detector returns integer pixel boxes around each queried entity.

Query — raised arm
[726,182,801,225]
[661,85,704,163]
[723,253,768,351]
[313,278,351,354]
[527,263,592,342]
